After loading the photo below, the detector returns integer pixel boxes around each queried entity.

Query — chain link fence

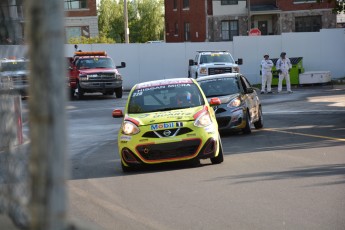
[0,90,30,228]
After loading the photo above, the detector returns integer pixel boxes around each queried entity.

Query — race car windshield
[77,58,115,69]
[128,83,205,113]
[200,54,234,64]
[0,61,28,72]
[199,77,240,97]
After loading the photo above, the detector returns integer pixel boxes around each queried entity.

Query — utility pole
[124,0,129,43]
[247,0,251,34]
[26,0,68,229]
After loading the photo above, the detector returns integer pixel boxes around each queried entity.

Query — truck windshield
[0,61,28,72]
[200,54,234,64]
[77,58,115,69]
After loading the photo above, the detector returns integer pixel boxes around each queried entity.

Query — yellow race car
[113,78,223,172]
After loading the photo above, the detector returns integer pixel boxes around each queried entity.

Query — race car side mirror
[112,109,124,118]
[209,97,221,106]
[246,87,254,94]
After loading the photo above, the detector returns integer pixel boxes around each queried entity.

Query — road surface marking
[263,128,345,142]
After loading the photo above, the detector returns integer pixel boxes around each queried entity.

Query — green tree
[98,0,124,43]
[98,0,164,43]
[316,0,344,13]
[68,36,115,44]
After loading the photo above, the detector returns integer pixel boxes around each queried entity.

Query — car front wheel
[254,107,264,129]
[242,111,252,134]
[211,137,224,164]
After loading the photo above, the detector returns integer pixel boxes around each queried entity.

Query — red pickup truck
[67,51,126,99]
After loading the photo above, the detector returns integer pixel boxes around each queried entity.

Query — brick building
[0,0,99,44]
[165,0,337,43]
[164,0,212,42]
[64,0,99,42]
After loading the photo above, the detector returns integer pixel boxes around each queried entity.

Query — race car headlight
[122,121,140,135]
[194,111,212,127]
[227,97,241,108]
[199,67,207,75]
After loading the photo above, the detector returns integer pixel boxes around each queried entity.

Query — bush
[67,36,115,44]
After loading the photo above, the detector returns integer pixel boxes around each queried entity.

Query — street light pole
[247,0,251,34]
[124,0,129,43]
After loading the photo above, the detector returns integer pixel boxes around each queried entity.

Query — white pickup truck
[188,51,242,79]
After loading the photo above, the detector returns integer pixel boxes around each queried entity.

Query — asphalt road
[65,86,345,230]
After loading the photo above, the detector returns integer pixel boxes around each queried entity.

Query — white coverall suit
[276,57,292,92]
[261,58,274,93]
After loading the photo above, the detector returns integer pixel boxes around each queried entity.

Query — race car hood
[127,106,205,126]
[78,68,118,75]
[207,93,240,104]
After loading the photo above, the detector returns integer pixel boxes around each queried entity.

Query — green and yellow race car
[112,78,224,172]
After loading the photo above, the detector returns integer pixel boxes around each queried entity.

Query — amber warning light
[74,51,107,56]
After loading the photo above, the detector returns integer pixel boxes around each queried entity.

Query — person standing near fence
[260,54,274,94]
[276,52,293,93]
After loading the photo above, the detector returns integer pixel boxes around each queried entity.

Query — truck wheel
[70,89,75,99]
[115,87,122,98]
[76,82,84,100]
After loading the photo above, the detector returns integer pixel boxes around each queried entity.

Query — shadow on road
[209,163,345,186]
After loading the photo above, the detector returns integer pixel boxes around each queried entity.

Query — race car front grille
[136,139,201,161]
[216,117,230,128]
[208,67,232,75]
[142,128,193,138]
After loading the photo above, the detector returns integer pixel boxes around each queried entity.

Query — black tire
[254,107,264,129]
[121,161,132,172]
[76,82,84,100]
[211,136,224,164]
[242,111,252,134]
[69,88,75,99]
[115,87,123,98]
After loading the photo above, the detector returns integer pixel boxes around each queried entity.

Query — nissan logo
[163,130,172,137]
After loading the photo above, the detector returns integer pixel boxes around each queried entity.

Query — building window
[295,16,321,32]
[183,0,189,9]
[64,0,88,10]
[174,22,179,35]
[184,22,190,41]
[221,20,238,41]
[65,26,90,42]
[221,0,238,5]
[173,0,177,10]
